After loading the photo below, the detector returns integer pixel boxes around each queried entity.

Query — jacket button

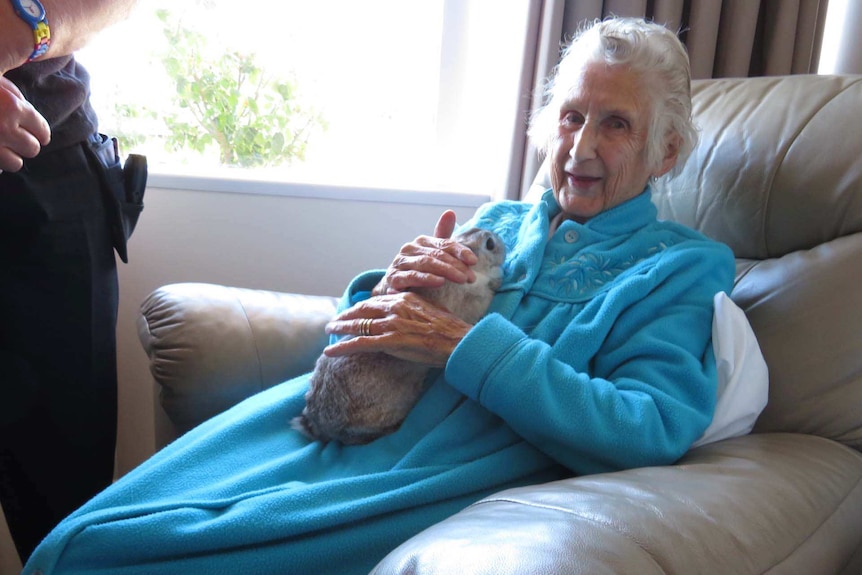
[564,230,579,243]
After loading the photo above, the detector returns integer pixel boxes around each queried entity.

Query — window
[77,0,531,198]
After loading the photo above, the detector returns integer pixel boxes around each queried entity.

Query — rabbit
[292,227,506,445]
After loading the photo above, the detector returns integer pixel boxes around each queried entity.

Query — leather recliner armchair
[138,74,862,574]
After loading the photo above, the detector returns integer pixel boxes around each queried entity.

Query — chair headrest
[653,75,862,259]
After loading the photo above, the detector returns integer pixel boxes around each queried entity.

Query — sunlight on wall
[818,0,847,73]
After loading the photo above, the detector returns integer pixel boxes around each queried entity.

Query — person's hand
[372,210,478,297]
[323,292,471,367]
[0,76,51,172]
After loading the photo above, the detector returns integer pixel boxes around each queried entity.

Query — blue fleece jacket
[24,189,734,575]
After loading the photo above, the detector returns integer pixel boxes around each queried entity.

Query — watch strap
[29,19,51,60]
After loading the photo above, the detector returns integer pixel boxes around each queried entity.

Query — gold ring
[359,318,372,337]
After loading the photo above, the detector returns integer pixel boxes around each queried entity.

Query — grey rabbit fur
[292,227,506,445]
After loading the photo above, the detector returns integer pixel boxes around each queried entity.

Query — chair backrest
[531,75,862,451]
[654,75,862,452]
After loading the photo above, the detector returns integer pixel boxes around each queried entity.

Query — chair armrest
[372,433,862,575]
[137,282,338,445]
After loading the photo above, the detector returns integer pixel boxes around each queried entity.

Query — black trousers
[0,136,119,562]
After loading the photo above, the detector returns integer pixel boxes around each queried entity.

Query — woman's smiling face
[548,60,677,222]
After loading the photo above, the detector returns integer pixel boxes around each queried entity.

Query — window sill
[147,171,491,208]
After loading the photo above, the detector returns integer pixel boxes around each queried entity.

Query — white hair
[529,17,698,176]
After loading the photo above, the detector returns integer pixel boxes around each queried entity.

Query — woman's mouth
[567,173,601,190]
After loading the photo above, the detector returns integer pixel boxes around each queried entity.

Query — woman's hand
[324,292,471,367]
[0,77,50,172]
[372,210,478,297]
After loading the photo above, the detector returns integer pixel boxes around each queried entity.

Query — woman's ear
[653,132,682,178]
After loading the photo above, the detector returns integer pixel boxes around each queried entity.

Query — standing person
[0,0,141,563]
[25,17,733,575]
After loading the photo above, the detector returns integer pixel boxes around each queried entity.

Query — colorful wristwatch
[10,0,51,61]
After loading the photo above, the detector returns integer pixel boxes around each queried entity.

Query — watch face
[18,0,45,20]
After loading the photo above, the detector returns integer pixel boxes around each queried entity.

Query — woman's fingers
[385,239,476,290]
[373,210,476,296]
[323,293,471,366]
[393,235,477,286]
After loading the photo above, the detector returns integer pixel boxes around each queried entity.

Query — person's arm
[446,240,736,475]
[0,0,138,74]
[0,1,138,171]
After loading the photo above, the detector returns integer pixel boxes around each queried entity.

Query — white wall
[114,184,486,476]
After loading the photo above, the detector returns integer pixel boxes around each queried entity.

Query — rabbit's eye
[485,237,496,251]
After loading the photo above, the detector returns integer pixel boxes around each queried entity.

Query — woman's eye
[561,111,584,126]
[607,117,629,130]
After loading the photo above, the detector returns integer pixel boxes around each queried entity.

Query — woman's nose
[570,126,597,161]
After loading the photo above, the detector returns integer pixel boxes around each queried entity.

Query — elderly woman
[25,17,734,575]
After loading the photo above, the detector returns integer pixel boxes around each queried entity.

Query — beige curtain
[509,0,830,199]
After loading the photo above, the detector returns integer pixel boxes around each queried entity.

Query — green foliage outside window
[112,8,326,168]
